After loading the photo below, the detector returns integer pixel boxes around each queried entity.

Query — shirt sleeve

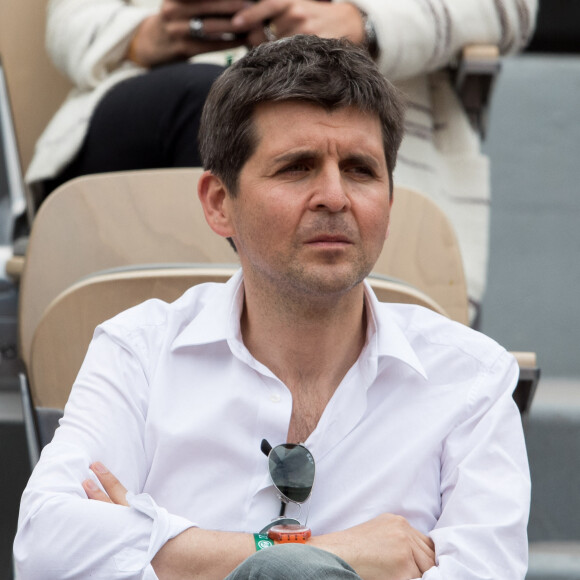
[334,0,539,80]
[46,0,154,89]
[13,326,195,579]
[422,349,531,579]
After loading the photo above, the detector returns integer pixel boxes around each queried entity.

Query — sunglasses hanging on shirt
[259,439,315,543]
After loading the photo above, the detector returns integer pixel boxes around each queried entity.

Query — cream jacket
[28,0,538,311]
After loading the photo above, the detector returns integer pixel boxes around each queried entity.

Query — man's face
[224,101,392,300]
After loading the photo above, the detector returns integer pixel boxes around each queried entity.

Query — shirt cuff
[115,491,196,574]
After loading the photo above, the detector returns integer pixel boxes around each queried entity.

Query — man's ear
[198,170,236,239]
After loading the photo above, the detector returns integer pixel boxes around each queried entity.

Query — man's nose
[308,167,351,213]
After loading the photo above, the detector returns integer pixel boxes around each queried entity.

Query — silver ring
[263,23,278,42]
[189,17,205,39]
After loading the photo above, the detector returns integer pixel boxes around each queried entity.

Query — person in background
[29,0,538,324]
[15,35,530,580]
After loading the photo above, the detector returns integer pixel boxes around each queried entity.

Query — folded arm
[85,463,435,580]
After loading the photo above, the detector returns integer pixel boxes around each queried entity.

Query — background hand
[232,0,365,47]
[129,0,250,67]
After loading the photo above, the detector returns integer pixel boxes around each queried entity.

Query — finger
[90,462,130,506]
[412,533,436,573]
[167,0,247,20]
[192,16,245,38]
[411,528,435,551]
[82,478,113,503]
[232,0,286,30]
[415,529,435,551]
[167,16,248,45]
[194,0,248,14]
[415,548,436,574]
[246,27,269,46]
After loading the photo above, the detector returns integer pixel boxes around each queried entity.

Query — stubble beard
[254,246,376,316]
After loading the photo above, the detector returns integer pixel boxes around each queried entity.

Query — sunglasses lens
[269,444,315,503]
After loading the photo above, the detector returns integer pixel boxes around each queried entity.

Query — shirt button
[270,393,281,403]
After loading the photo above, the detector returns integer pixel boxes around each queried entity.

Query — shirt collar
[171,271,428,380]
[363,281,428,380]
[171,269,245,350]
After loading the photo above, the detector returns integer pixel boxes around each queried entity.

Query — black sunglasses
[260,439,316,520]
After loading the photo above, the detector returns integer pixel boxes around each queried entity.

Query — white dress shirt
[14,270,530,579]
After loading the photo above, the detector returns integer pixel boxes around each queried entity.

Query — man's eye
[281,163,309,174]
[348,166,374,177]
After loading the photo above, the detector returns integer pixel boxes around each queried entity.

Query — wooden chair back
[18,168,238,367]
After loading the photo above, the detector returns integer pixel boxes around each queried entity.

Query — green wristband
[254,533,275,551]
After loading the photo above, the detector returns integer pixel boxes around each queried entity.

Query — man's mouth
[305,234,353,245]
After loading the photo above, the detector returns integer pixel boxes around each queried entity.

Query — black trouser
[43,61,225,197]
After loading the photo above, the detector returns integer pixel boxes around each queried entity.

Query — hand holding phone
[128,0,249,66]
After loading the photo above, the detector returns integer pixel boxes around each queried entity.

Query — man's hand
[311,513,436,580]
[232,0,366,47]
[129,0,251,68]
[82,462,130,505]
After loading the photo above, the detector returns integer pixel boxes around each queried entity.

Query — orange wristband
[267,524,311,544]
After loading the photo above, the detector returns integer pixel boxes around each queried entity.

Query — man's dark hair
[199,35,406,196]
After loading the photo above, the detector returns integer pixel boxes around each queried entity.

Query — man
[14,36,530,579]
